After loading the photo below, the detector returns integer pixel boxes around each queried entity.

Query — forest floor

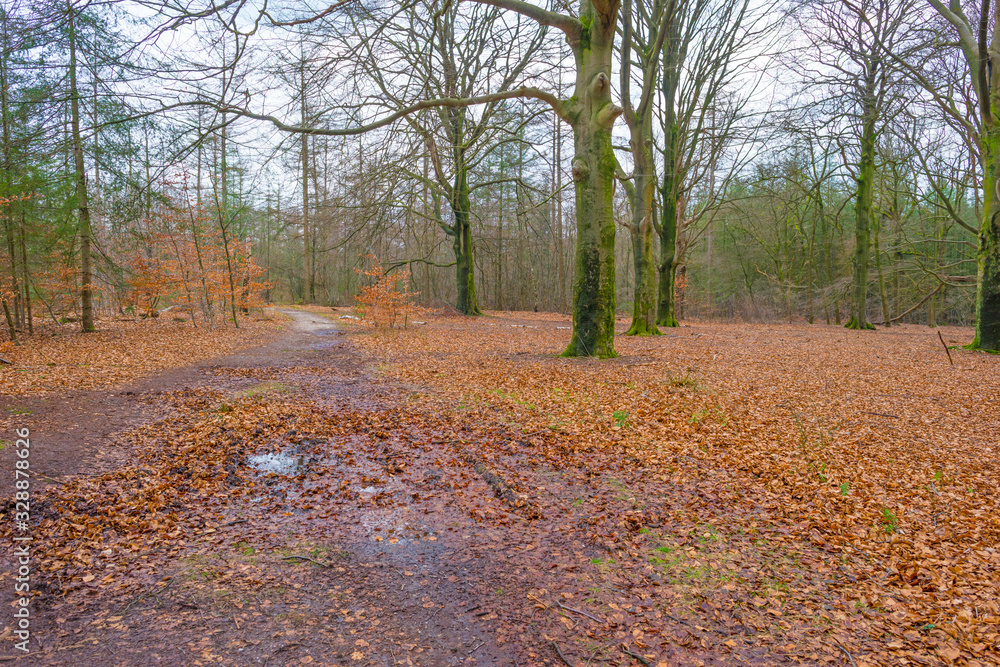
[0,307,997,666]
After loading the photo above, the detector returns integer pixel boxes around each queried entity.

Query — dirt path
[0,310,556,665]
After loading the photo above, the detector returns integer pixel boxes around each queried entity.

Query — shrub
[354,255,418,329]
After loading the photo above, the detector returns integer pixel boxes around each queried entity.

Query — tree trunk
[808,211,816,325]
[657,180,680,328]
[556,107,566,312]
[560,3,622,358]
[452,163,481,315]
[19,214,30,334]
[974,121,1000,349]
[657,11,682,329]
[2,298,15,343]
[845,83,877,331]
[300,55,312,304]
[68,1,95,332]
[874,216,891,326]
[623,82,660,335]
[1,14,19,332]
[627,211,659,335]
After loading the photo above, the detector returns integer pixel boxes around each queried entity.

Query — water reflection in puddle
[247,452,305,475]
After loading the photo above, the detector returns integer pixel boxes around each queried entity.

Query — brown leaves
[0,315,283,396]
[340,310,1000,665]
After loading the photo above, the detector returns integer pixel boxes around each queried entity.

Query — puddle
[248,451,306,475]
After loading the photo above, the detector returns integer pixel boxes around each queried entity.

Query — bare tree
[654,0,774,328]
[326,1,547,315]
[791,0,916,330]
[616,0,672,336]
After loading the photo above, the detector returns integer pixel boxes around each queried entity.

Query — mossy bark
[656,16,681,329]
[845,77,877,331]
[623,115,660,336]
[627,212,659,335]
[973,123,1000,350]
[619,0,659,337]
[452,163,482,316]
[874,216,891,326]
[560,1,622,358]
[656,178,680,329]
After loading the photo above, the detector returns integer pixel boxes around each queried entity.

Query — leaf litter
[0,306,996,666]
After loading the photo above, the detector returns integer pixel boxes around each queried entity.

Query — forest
[0,1,999,666]
[0,0,997,354]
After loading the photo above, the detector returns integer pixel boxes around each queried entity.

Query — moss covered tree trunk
[874,215,891,326]
[927,0,1000,348]
[656,12,681,330]
[968,0,1000,350]
[657,169,680,328]
[626,203,659,335]
[559,1,623,358]
[845,78,877,331]
[619,0,661,337]
[452,162,481,315]
[974,123,1000,349]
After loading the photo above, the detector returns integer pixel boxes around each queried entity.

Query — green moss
[844,317,876,331]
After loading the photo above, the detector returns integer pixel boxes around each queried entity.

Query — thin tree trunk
[19,213,30,334]
[453,159,480,315]
[619,0,660,337]
[68,0,95,332]
[1,12,19,332]
[657,12,682,330]
[875,216,891,326]
[220,127,239,329]
[2,298,15,342]
[300,55,312,304]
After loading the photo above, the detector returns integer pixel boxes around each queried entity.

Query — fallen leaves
[340,308,1000,666]
[4,306,998,666]
[0,314,285,395]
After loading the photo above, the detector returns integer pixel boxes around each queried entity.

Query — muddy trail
[1,310,859,666]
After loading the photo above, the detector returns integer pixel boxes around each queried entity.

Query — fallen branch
[832,640,857,667]
[0,356,11,365]
[622,646,652,666]
[871,285,942,325]
[937,330,954,366]
[454,443,542,519]
[557,601,603,623]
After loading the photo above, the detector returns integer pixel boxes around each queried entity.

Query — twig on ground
[453,442,543,519]
[622,646,652,666]
[552,641,577,667]
[833,640,857,667]
[557,601,602,623]
[527,593,549,609]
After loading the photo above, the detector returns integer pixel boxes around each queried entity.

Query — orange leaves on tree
[354,255,418,329]
[117,181,270,325]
